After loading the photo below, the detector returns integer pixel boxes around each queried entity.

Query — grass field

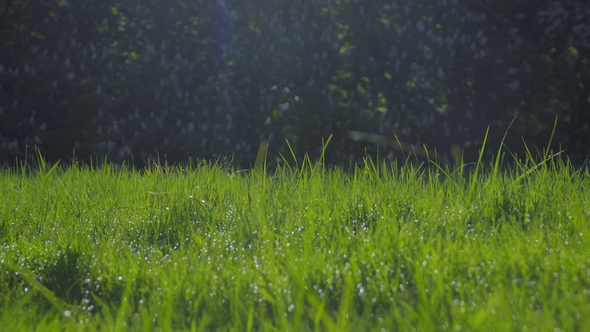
[1,148,589,331]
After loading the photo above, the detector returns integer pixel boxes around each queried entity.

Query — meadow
[1,146,589,331]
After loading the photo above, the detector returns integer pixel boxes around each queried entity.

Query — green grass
[1,151,589,331]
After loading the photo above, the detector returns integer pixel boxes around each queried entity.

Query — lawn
[1,151,589,331]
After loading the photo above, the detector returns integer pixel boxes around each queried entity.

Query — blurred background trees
[1,0,588,167]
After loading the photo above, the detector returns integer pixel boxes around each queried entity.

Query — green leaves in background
[0,0,588,167]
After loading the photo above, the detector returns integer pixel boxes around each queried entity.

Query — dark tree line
[1,0,588,167]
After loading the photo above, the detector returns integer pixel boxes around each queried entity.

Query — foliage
[0,0,588,166]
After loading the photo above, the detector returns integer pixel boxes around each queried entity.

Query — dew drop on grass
[64,310,71,317]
